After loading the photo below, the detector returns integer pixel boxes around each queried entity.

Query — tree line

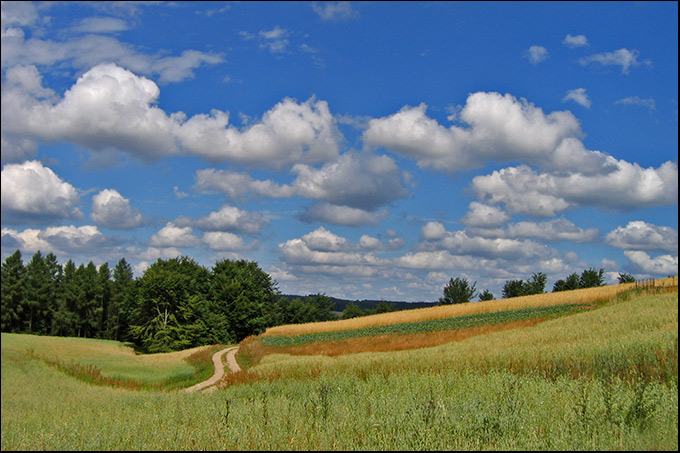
[0,250,338,353]
[438,268,636,305]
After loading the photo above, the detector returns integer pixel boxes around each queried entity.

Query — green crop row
[261,303,591,347]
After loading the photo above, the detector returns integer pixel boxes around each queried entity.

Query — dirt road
[183,346,240,393]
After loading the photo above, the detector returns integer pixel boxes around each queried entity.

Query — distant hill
[279,294,438,313]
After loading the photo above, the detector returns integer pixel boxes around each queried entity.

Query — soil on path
[183,346,240,394]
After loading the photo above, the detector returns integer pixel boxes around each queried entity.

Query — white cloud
[175,96,342,167]
[461,202,510,228]
[624,250,678,276]
[606,221,678,252]
[194,153,409,226]
[1,225,121,256]
[579,48,647,74]
[562,34,588,48]
[90,189,143,229]
[184,205,270,235]
[279,232,382,267]
[312,2,360,21]
[291,152,408,210]
[2,64,343,168]
[615,96,656,111]
[1,160,82,223]
[563,88,592,109]
[362,92,583,173]
[503,219,600,243]
[300,203,389,226]
[148,222,200,248]
[418,222,557,261]
[524,45,549,64]
[471,161,678,216]
[202,231,251,251]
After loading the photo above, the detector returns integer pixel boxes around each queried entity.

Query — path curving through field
[183,346,240,394]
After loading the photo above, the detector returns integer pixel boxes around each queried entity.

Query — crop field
[1,284,677,450]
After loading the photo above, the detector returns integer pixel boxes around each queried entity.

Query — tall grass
[1,289,677,450]
[1,333,223,390]
[234,292,678,387]
[262,280,644,338]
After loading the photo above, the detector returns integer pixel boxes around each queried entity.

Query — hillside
[2,280,677,450]
[279,294,438,313]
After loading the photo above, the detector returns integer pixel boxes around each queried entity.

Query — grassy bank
[1,287,677,450]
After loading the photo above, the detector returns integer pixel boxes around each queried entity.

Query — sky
[1,1,678,302]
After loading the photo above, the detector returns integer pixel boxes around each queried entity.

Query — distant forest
[0,250,434,353]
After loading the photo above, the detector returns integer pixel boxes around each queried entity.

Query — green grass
[0,333,224,390]
[1,290,677,450]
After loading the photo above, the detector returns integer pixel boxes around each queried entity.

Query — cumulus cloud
[1,225,123,255]
[524,45,549,64]
[149,222,201,248]
[194,152,409,226]
[624,250,678,276]
[461,202,510,228]
[562,34,588,48]
[201,231,252,251]
[579,48,648,74]
[362,92,583,173]
[418,222,557,261]
[606,221,678,252]
[2,64,343,167]
[291,152,409,211]
[1,160,82,223]
[300,203,389,226]
[180,205,270,235]
[90,189,144,229]
[471,161,678,216]
[563,88,592,109]
[492,219,600,243]
[279,228,383,267]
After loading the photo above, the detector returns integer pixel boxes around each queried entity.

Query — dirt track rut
[183,346,240,393]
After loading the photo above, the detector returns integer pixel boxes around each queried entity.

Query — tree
[524,272,547,295]
[439,277,477,305]
[617,272,636,284]
[580,267,605,288]
[478,289,494,301]
[341,302,364,319]
[1,250,25,333]
[552,272,580,292]
[210,258,279,343]
[107,258,136,341]
[130,257,211,352]
[502,279,525,299]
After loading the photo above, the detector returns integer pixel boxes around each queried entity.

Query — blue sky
[1,1,677,301]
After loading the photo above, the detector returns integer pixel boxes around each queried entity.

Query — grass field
[1,282,677,450]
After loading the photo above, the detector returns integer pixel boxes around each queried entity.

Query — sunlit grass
[0,333,220,387]
[262,281,643,338]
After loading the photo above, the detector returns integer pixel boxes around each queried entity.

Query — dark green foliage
[129,256,212,353]
[439,277,477,305]
[341,302,365,319]
[1,250,25,333]
[210,258,279,343]
[553,268,606,292]
[479,290,494,301]
[552,272,580,292]
[503,273,547,299]
[580,267,605,288]
[617,273,636,284]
